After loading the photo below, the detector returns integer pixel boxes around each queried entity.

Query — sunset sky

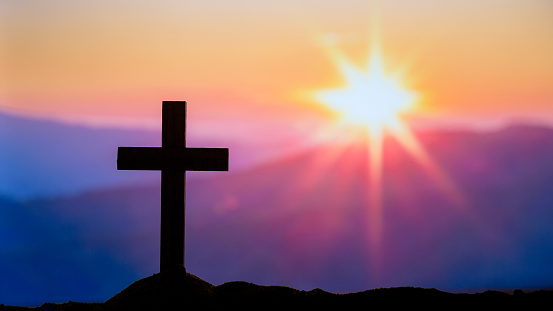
[2,0,553,134]
[2,2,553,305]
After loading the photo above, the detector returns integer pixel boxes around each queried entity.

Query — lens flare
[312,39,466,277]
[315,48,417,135]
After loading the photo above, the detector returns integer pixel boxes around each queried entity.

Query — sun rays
[310,34,466,273]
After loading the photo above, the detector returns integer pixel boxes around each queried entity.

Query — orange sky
[2,0,553,131]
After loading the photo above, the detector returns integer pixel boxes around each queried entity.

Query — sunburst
[312,38,464,270]
[315,47,417,136]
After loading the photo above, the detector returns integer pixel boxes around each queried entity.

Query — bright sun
[311,42,463,263]
[315,48,417,135]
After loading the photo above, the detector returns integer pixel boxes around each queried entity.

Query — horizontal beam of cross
[117,147,229,171]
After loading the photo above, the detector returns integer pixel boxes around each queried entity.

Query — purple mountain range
[1,112,553,306]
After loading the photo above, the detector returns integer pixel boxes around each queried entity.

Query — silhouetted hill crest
[2,271,553,310]
[97,271,553,310]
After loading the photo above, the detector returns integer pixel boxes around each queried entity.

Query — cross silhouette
[117,101,229,272]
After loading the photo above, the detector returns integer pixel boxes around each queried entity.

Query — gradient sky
[2,2,553,304]
[2,0,553,134]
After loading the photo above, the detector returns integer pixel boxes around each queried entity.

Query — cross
[117,101,228,272]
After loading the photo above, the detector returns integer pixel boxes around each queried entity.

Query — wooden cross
[117,101,229,272]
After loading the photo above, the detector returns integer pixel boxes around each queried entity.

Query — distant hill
[0,112,160,198]
[2,114,553,306]
[0,112,273,199]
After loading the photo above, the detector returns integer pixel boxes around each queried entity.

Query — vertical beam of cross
[117,101,229,272]
[161,102,186,272]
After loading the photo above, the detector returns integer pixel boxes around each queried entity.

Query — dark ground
[2,268,552,310]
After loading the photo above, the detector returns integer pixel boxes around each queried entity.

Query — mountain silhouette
[2,115,553,305]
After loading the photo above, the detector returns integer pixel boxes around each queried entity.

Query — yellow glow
[315,48,417,135]
[312,44,420,258]
[312,41,466,269]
